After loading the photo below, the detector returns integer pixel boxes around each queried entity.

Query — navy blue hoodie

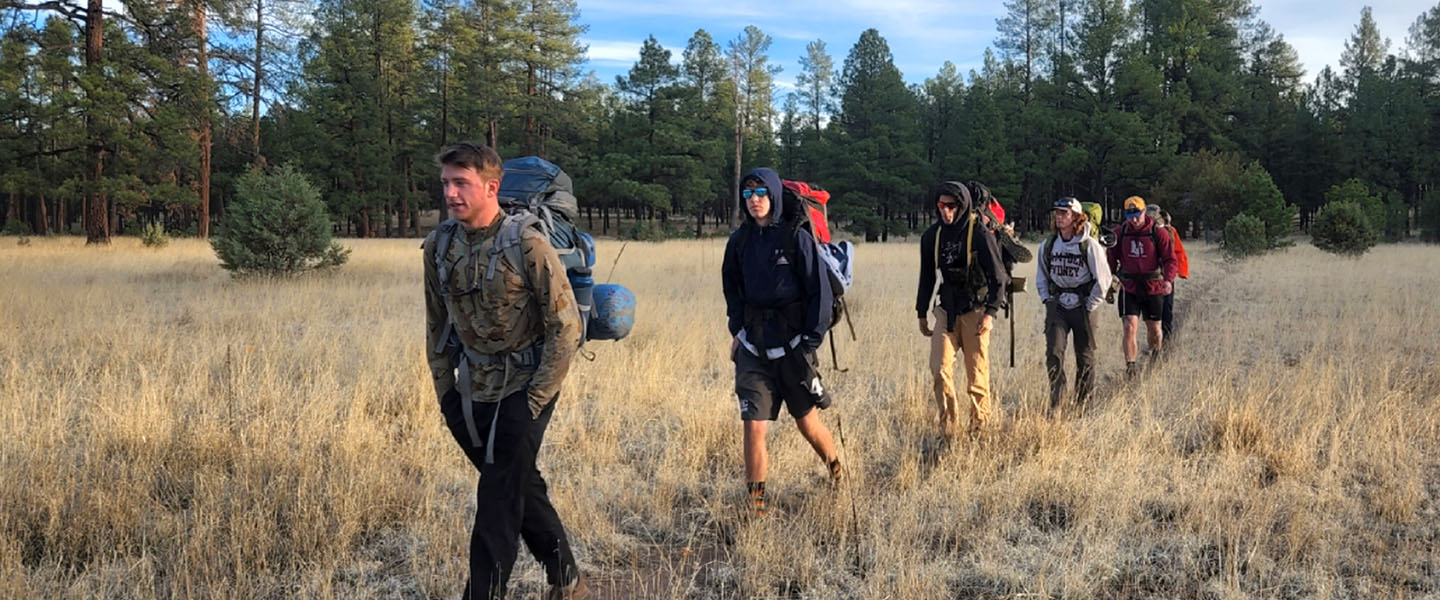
[721,168,833,354]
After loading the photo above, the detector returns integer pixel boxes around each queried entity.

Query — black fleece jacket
[916,214,1008,322]
[722,167,833,352]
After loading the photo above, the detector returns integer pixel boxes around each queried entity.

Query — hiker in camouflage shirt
[423,142,588,600]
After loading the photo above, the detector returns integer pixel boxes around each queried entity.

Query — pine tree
[679,29,734,234]
[827,28,927,241]
[727,25,779,228]
[513,0,586,156]
[1341,6,1391,86]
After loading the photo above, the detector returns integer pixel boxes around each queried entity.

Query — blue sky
[576,0,1439,94]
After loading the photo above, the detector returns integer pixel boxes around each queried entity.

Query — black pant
[1045,301,1099,409]
[1161,292,1175,337]
[440,388,576,599]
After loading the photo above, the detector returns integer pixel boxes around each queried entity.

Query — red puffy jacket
[1106,216,1177,296]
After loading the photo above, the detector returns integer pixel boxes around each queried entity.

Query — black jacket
[722,167,833,352]
[916,213,1008,325]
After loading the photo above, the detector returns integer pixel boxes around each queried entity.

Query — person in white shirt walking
[1035,197,1113,414]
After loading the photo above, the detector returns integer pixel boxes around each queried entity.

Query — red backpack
[780,180,832,243]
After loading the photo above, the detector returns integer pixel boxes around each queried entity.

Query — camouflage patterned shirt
[423,214,582,418]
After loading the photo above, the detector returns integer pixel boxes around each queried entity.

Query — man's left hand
[977,314,994,336]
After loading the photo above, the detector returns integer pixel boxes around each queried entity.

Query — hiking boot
[827,458,843,485]
[1125,361,1140,381]
[547,573,589,600]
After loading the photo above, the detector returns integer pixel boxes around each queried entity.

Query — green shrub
[1223,213,1267,258]
[1311,200,1378,257]
[140,222,169,248]
[3,220,31,236]
[619,220,669,242]
[1238,165,1296,246]
[211,165,349,276]
[1422,190,1440,242]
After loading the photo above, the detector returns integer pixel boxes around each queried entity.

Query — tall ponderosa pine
[727,25,779,227]
[827,28,927,241]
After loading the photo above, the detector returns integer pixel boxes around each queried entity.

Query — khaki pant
[930,305,992,433]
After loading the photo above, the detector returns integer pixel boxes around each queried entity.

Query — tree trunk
[524,62,538,156]
[251,0,264,164]
[84,0,108,245]
[56,191,65,234]
[402,156,415,237]
[36,193,49,235]
[732,123,743,229]
[439,56,449,147]
[6,192,16,231]
[195,0,212,238]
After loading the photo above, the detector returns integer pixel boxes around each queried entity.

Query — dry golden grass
[1,235,1437,599]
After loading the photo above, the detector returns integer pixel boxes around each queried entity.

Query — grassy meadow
[1,235,1437,599]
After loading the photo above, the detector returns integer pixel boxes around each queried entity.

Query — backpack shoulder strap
[964,212,977,270]
[1041,233,1057,275]
[433,219,462,284]
[430,219,464,356]
[932,225,940,271]
[488,213,541,294]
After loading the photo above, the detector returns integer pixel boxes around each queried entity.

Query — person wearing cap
[1107,196,1178,379]
[722,167,841,517]
[1145,205,1189,337]
[916,181,1010,437]
[1036,197,1113,413]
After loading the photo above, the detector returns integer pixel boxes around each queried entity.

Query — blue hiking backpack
[433,157,634,346]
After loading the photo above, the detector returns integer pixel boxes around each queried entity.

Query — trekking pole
[1007,289,1016,368]
[604,242,628,284]
[834,412,864,577]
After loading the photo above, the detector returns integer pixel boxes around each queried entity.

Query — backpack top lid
[781,180,832,244]
[782,180,830,206]
[498,156,578,221]
[1080,201,1103,226]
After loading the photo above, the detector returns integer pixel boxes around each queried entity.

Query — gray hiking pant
[1045,301,1100,410]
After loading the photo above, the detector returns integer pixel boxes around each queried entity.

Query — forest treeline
[3,0,1439,243]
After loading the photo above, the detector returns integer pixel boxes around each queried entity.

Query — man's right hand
[731,335,740,358]
[918,317,932,337]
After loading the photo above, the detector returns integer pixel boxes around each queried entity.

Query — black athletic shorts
[1118,289,1164,321]
[733,346,831,421]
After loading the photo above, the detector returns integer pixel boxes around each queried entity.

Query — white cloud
[577,0,768,20]
[584,39,643,66]
[1258,0,1435,82]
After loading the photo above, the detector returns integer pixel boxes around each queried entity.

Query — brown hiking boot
[827,458,843,485]
[547,573,589,600]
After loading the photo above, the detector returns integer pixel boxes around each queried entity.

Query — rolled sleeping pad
[587,283,635,341]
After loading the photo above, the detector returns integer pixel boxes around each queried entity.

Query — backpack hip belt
[1116,268,1163,281]
[455,339,545,465]
[743,302,807,341]
[1049,279,1097,298]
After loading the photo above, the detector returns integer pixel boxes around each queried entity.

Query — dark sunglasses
[741,187,769,199]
